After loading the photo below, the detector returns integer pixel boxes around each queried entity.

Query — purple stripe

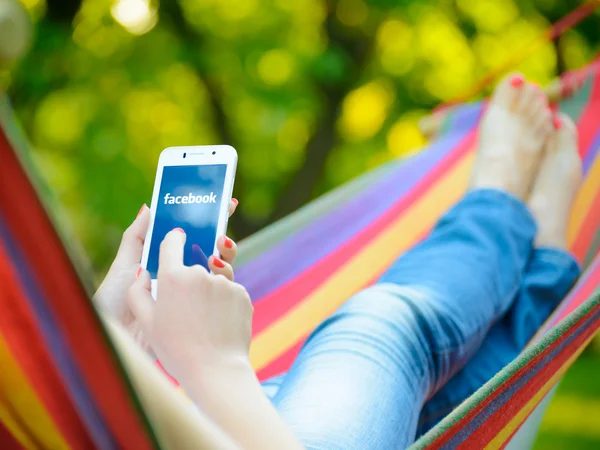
[0,215,117,450]
[582,128,600,173]
[440,307,600,449]
[237,104,484,302]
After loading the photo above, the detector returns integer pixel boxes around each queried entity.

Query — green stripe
[410,291,600,449]
[559,74,594,122]
[236,155,410,265]
[583,231,600,269]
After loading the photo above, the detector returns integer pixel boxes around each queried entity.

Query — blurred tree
[2,0,600,275]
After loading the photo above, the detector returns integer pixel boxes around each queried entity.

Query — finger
[208,255,234,281]
[228,198,238,217]
[116,204,150,264]
[127,269,155,331]
[216,235,237,265]
[158,228,186,272]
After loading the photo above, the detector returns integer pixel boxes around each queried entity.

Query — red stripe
[554,258,600,324]
[455,305,599,449]
[252,131,478,336]
[256,340,304,381]
[571,190,600,263]
[0,130,154,449]
[0,246,93,448]
[0,417,30,450]
[575,71,600,160]
[428,305,599,449]
[498,385,554,450]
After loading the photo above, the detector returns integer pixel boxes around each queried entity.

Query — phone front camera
[183,153,187,158]
[212,151,216,155]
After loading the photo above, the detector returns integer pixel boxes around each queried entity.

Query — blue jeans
[262,189,579,449]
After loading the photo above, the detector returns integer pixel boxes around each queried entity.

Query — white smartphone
[141,145,237,298]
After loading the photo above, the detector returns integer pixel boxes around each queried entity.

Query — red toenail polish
[224,236,233,249]
[553,117,562,129]
[212,256,225,268]
[510,75,524,88]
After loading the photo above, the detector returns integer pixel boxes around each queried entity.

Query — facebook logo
[163,192,217,204]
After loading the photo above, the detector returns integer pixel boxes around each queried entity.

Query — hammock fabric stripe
[241,63,600,381]
[0,127,158,449]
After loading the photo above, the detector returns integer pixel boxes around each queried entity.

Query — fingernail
[231,198,239,207]
[136,267,142,279]
[553,116,562,130]
[173,227,185,234]
[224,236,233,249]
[137,204,147,218]
[212,256,225,268]
[510,75,524,88]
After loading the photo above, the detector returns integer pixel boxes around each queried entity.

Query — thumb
[116,205,150,265]
[127,269,154,332]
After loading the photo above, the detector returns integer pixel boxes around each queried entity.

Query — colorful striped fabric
[0,59,598,449]
[238,60,600,381]
[0,101,159,448]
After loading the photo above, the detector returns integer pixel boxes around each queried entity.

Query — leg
[418,114,583,434]
[417,248,580,434]
[270,75,552,449]
[270,189,536,449]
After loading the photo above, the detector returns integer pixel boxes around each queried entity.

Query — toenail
[553,116,562,130]
[510,75,524,88]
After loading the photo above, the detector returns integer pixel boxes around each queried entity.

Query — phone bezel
[140,145,238,280]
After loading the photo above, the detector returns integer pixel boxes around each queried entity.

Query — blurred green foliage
[4,0,600,276]
[2,0,600,448]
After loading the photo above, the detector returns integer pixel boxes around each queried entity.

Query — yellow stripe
[567,153,600,247]
[0,334,70,450]
[250,152,475,370]
[484,333,596,450]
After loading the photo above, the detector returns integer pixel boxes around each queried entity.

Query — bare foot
[471,73,553,199]
[528,113,582,249]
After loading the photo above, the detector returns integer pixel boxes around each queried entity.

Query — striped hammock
[0,59,598,449]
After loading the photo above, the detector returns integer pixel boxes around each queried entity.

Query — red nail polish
[231,198,239,207]
[553,116,562,130]
[137,204,147,218]
[212,256,225,268]
[224,236,233,249]
[136,267,142,279]
[510,75,524,88]
[173,227,185,234]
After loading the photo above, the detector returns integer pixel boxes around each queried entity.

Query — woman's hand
[128,230,302,450]
[127,228,253,384]
[94,200,239,353]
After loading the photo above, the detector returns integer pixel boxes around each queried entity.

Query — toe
[554,113,582,181]
[491,72,524,108]
[532,107,553,139]
[516,82,540,115]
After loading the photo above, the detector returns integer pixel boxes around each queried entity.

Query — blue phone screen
[146,164,227,278]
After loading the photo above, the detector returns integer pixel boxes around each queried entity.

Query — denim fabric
[416,248,579,435]
[261,189,579,449]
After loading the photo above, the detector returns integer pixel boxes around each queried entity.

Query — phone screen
[146,163,227,278]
